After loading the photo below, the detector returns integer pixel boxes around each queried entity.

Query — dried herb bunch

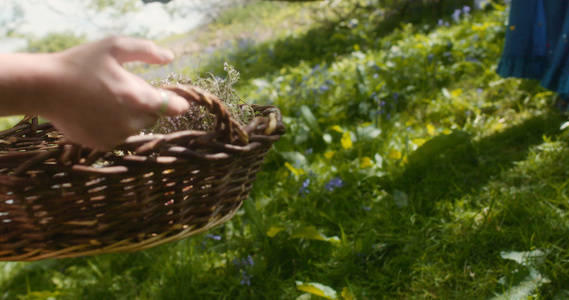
[147,63,254,134]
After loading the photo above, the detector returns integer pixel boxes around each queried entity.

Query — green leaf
[280,151,307,166]
[267,226,286,238]
[291,226,340,244]
[407,130,471,165]
[0,116,23,131]
[285,162,305,177]
[500,249,546,268]
[490,268,549,300]
[341,287,356,300]
[491,250,550,300]
[374,153,384,168]
[356,124,381,140]
[300,105,320,133]
[441,87,452,99]
[295,281,338,300]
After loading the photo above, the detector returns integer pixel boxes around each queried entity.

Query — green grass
[2,1,569,299]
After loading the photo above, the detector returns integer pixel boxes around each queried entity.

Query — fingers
[155,89,190,117]
[102,37,189,116]
[118,77,190,117]
[98,37,190,116]
[46,37,191,151]
[104,36,174,65]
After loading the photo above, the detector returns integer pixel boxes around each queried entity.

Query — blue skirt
[497,0,569,96]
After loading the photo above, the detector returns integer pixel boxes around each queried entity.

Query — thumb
[104,36,174,65]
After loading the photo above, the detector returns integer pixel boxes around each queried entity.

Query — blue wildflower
[320,84,330,92]
[233,255,255,268]
[438,19,444,27]
[474,0,489,9]
[305,148,313,155]
[463,5,471,15]
[325,177,344,191]
[373,73,379,79]
[206,234,222,241]
[299,178,310,196]
[196,241,207,250]
[451,9,461,22]
[232,258,240,266]
[392,92,400,100]
[362,205,371,211]
[246,255,254,266]
[240,270,252,285]
[427,53,434,64]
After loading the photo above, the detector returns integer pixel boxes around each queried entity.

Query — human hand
[37,36,189,151]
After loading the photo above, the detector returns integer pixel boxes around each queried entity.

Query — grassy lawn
[2,1,569,299]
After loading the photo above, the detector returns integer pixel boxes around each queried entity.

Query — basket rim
[0,85,286,177]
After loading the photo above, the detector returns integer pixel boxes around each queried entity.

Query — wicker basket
[0,85,285,261]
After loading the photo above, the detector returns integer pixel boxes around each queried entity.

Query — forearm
[0,53,56,116]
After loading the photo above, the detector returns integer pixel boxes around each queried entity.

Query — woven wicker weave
[0,85,285,261]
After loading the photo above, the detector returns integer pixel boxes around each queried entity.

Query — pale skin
[0,36,190,151]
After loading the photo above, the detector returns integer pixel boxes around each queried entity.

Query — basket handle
[162,85,248,145]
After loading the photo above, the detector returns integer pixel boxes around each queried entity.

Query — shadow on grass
[0,245,181,299]
[203,0,474,81]
[392,111,565,215]
[344,111,569,297]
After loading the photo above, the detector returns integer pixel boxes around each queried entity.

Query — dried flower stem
[147,63,254,134]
